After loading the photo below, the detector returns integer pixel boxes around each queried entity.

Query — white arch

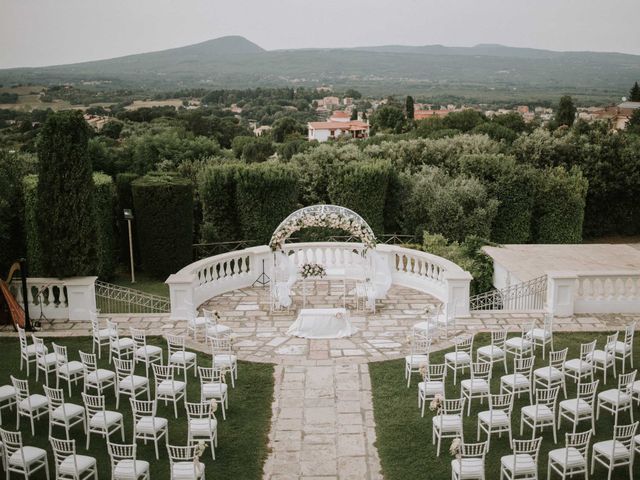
[269,204,377,251]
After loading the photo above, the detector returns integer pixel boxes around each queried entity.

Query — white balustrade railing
[574,272,640,314]
[166,242,473,320]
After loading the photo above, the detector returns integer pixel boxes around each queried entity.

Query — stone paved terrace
[1,282,638,480]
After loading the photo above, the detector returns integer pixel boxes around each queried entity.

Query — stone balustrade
[166,242,472,320]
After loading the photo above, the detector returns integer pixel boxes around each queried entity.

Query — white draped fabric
[287,308,356,339]
[272,251,298,308]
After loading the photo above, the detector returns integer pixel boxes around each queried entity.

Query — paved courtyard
[1,282,637,480]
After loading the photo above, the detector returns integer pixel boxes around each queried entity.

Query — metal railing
[95,280,170,315]
[469,275,547,311]
[193,240,257,260]
[286,234,416,245]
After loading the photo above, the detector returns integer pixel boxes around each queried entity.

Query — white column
[65,276,98,321]
[444,271,473,317]
[165,273,197,321]
[546,272,578,317]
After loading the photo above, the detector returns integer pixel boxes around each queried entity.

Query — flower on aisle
[449,437,462,458]
[194,440,207,464]
[210,399,218,414]
[429,393,443,413]
[418,364,428,378]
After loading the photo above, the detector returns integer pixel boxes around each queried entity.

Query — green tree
[627,109,640,133]
[36,111,97,277]
[271,116,303,143]
[372,105,405,133]
[350,108,358,121]
[405,96,415,120]
[629,82,640,102]
[556,95,577,127]
[344,89,362,99]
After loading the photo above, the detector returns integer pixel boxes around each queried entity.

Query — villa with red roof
[307,111,370,142]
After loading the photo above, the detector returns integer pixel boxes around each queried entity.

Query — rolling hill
[1,36,639,101]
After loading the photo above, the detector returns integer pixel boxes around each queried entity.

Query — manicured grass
[370,331,640,480]
[109,269,170,298]
[0,336,274,479]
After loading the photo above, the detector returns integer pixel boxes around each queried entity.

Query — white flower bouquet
[300,263,326,279]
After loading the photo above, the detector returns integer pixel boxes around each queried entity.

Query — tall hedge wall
[22,175,43,276]
[93,173,117,279]
[115,173,139,264]
[132,173,194,278]
[327,161,391,234]
[199,163,243,243]
[235,163,299,244]
[533,167,588,243]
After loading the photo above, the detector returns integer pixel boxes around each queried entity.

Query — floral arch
[269,205,377,251]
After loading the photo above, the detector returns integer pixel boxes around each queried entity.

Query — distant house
[594,102,640,130]
[414,109,449,120]
[254,125,272,137]
[307,111,369,142]
[322,96,341,107]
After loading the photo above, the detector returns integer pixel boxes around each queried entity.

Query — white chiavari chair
[79,350,116,396]
[587,332,618,385]
[499,437,542,480]
[563,340,596,385]
[504,326,533,363]
[106,320,134,364]
[210,335,237,388]
[130,328,163,378]
[0,428,50,479]
[198,366,228,420]
[18,327,45,377]
[524,314,554,360]
[166,444,206,480]
[476,329,508,373]
[477,392,513,450]
[0,383,17,426]
[52,343,85,397]
[130,398,168,460]
[49,436,98,480]
[500,355,535,405]
[520,386,560,444]
[11,376,48,436]
[450,441,488,480]
[591,421,637,480]
[185,401,217,460]
[461,362,492,415]
[405,331,431,388]
[547,430,591,480]
[432,397,465,457]
[33,336,57,385]
[113,358,150,409]
[152,364,186,419]
[613,322,635,374]
[43,385,85,440]
[91,318,110,359]
[533,348,567,398]
[558,380,598,434]
[597,370,635,426]
[445,334,474,385]
[417,363,445,418]
[107,442,150,480]
[81,392,124,449]
[167,334,198,383]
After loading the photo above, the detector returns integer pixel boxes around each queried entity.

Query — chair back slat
[423,363,446,382]
[79,351,98,371]
[548,348,568,369]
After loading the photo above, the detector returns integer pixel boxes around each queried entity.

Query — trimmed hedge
[533,167,588,243]
[115,173,139,264]
[132,173,194,278]
[235,163,299,244]
[93,173,117,279]
[327,160,391,234]
[199,163,243,243]
[22,175,44,276]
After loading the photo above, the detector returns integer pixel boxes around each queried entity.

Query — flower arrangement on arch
[300,263,326,279]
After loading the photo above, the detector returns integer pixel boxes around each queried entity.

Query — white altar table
[286,308,357,339]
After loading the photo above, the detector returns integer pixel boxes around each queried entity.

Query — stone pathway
[2,282,638,479]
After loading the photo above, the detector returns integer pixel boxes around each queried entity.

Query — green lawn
[0,336,274,479]
[370,331,640,480]
[109,269,170,298]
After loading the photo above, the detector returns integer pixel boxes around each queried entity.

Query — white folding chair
[50,436,98,480]
[591,421,637,480]
[198,366,229,420]
[131,328,163,378]
[185,401,217,460]
[432,397,465,457]
[613,322,635,374]
[107,442,150,480]
[113,358,150,409]
[500,355,535,405]
[563,340,596,385]
[450,441,488,480]
[524,314,554,360]
[405,331,431,387]
[167,334,198,383]
[43,385,85,440]
[477,392,513,450]
[11,376,48,436]
[417,363,445,418]
[0,428,50,480]
[18,327,45,377]
[547,430,591,480]
[520,386,560,444]
[152,364,186,419]
[210,335,237,388]
[79,350,116,396]
[106,320,134,364]
[0,383,17,426]
[597,370,635,426]
[445,334,474,385]
[533,348,567,398]
[461,362,492,415]
[166,444,206,480]
[33,336,57,385]
[587,332,618,385]
[411,303,443,336]
[91,318,110,359]
[476,329,508,373]
[130,398,168,460]
[203,308,232,338]
[53,343,85,397]
[500,437,542,480]
[504,326,533,363]
[81,392,124,449]
[558,380,598,434]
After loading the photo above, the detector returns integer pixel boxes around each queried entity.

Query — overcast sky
[2,0,639,68]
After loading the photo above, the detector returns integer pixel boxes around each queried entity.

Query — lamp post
[123,209,135,283]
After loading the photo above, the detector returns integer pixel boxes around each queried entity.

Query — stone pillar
[444,270,473,317]
[546,272,578,317]
[65,276,98,321]
[165,273,196,321]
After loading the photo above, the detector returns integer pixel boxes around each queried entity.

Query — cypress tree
[556,95,576,127]
[36,110,97,277]
[405,95,415,120]
[630,82,640,102]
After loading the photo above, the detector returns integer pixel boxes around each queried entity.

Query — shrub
[92,173,117,279]
[235,163,299,244]
[36,110,97,277]
[199,163,243,243]
[327,161,391,234]
[533,167,588,243]
[132,173,194,278]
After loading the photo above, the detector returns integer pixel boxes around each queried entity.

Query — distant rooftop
[619,101,640,109]
[483,244,640,281]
